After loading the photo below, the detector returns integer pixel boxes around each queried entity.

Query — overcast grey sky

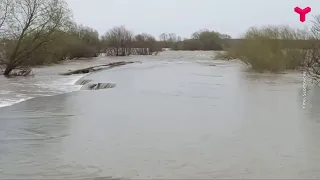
[67,0,318,38]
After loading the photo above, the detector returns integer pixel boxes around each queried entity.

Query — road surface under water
[0,51,320,179]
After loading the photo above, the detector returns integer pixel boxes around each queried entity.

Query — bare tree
[133,33,159,55]
[168,33,177,42]
[102,26,133,56]
[303,15,320,84]
[0,0,11,71]
[77,25,99,46]
[1,0,71,76]
[191,29,209,39]
[159,33,168,42]
[0,0,11,31]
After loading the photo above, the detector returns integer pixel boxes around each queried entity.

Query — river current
[0,51,320,179]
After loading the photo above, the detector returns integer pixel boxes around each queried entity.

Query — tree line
[158,30,231,51]
[1,0,320,83]
[0,0,231,76]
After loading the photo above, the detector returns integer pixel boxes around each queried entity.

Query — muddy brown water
[0,51,320,179]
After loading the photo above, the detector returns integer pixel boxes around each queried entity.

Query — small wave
[34,74,85,93]
[0,74,86,109]
[0,97,33,108]
[0,90,12,95]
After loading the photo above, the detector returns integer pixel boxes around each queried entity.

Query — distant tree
[77,25,100,46]
[66,25,101,59]
[159,33,168,41]
[181,39,203,50]
[190,30,225,50]
[133,33,159,55]
[170,30,231,51]
[191,29,209,39]
[168,33,177,42]
[102,26,133,56]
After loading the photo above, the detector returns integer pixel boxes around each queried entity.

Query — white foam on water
[33,74,85,93]
[0,74,86,109]
[0,97,33,108]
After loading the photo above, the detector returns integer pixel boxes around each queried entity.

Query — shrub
[217,25,310,72]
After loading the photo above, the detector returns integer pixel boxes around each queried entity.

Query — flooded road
[0,51,320,179]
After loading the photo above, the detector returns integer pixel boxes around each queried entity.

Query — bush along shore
[214,22,320,84]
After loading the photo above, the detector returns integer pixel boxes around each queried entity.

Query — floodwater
[0,51,320,179]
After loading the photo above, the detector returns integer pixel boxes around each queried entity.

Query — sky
[66,0,319,39]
